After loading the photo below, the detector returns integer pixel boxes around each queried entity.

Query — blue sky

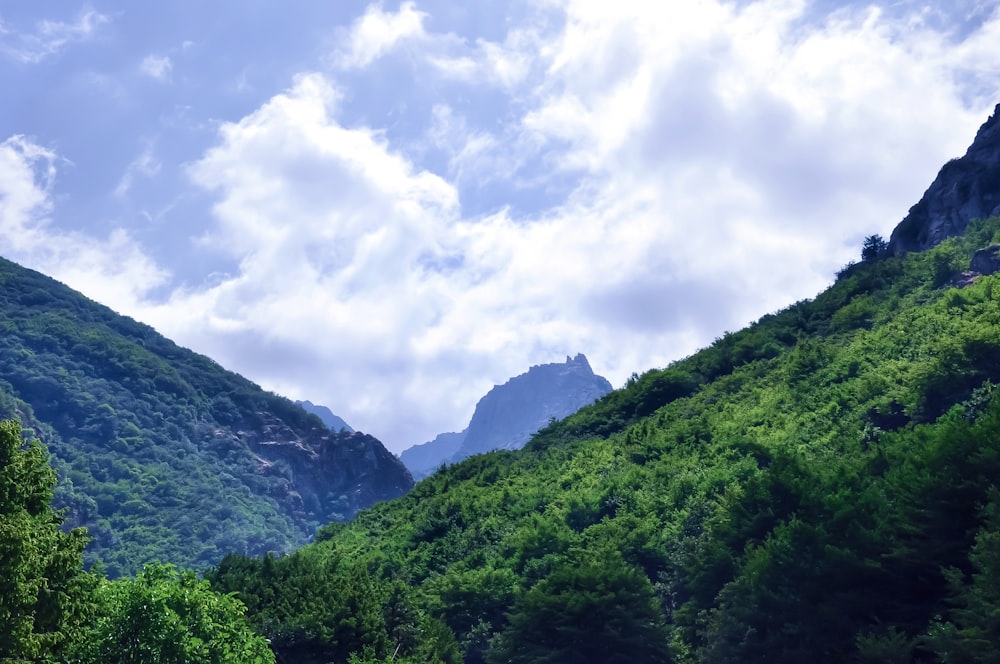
[2,1,999,453]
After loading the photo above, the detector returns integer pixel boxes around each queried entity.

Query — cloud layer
[2,1,1000,451]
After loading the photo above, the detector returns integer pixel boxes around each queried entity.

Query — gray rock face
[970,244,1000,276]
[237,415,412,522]
[458,354,612,458]
[889,103,1000,255]
[399,354,613,478]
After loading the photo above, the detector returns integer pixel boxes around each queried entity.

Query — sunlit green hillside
[210,218,1000,663]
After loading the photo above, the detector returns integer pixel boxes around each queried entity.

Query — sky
[1,1,999,454]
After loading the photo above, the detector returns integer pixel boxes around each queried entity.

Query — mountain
[205,108,1000,663]
[889,102,1000,254]
[296,399,353,432]
[212,214,1000,664]
[399,430,467,479]
[0,257,412,576]
[399,353,612,479]
[457,353,613,458]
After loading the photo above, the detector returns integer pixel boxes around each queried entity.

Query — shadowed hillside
[0,257,412,576]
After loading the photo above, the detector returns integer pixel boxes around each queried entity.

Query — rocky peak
[398,354,614,479]
[889,103,1000,254]
[454,353,613,460]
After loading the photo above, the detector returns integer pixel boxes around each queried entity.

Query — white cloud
[140,54,172,80]
[331,1,539,90]
[0,8,109,63]
[333,1,427,69]
[114,143,162,198]
[8,1,1000,454]
[0,136,56,249]
[427,28,539,89]
[149,0,1000,451]
[0,136,168,310]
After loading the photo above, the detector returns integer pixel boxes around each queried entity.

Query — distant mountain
[890,102,1000,254]
[297,400,353,432]
[0,256,412,576]
[399,430,467,479]
[400,354,612,478]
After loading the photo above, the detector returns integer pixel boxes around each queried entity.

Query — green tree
[925,492,1000,663]
[78,563,274,663]
[0,418,96,661]
[862,234,888,263]
[488,550,670,664]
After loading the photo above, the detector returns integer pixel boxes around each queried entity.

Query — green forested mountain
[207,219,1000,663]
[0,258,412,576]
[5,107,1000,664]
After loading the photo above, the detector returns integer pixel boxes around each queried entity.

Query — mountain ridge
[219,213,1000,664]
[296,399,353,432]
[0,256,412,575]
[205,103,1000,663]
[399,353,612,479]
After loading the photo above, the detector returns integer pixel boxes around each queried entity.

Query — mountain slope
[890,102,1000,254]
[400,354,612,479]
[0,257,412,576]
[211,216,1000,663]
[296,400,353,432]
[399,430,467,479]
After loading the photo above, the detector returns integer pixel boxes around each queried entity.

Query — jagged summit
[889,103,1000,254]
[399,354,613,479]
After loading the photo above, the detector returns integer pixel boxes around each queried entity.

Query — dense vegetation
[207,218,1000,662]
[0,257,410,576]
[0,418,273,662]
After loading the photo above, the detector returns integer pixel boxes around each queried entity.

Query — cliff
[889,103,1000,254]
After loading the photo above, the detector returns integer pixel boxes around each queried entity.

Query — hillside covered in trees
[6,104,1000,661]
[206,218,1000,663]
[0,258,412,576]
[4,221,1000,662]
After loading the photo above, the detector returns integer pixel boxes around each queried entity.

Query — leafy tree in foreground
[0,417,273,662]
[76,563,274,664]
[0,418,97,661]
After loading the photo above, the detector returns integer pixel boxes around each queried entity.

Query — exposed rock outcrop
[889,103,1000,255]
[970,244,1000,276]
[241,412,412,521]
[399,354,613,479]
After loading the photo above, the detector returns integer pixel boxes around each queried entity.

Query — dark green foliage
[207,550,460,663]
[209,217,1000,663]
[0,419,98,661]
[488,550,670,664]
[925,492,1000,662]
[0,256,409,576]
[862,234,889,262]
[75,564,274,663]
